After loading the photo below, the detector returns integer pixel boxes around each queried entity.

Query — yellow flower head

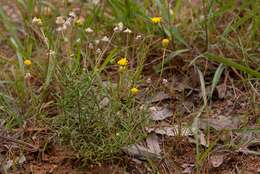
[32,17,42,26]
[130,87,139,95]
[151,17,162,24]
[24,59,32,66]
[162,38,170,48]
[117,57,128,66]
[75,17,85,26]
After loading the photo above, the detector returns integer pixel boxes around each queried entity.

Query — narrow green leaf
[205,53,260,78]
[44,55,56,90]
[96,48,119,74]
[210,63,225,97]
[169,27,189,47]
[155,49,189,74]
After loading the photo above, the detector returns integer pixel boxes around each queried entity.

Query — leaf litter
[146,133,161,155]
[122,144,162,161]
[199,115,242,130]
[210,154,225,168]
[146,125,193,137]
[149,106,172,121]
[145,91,171,103]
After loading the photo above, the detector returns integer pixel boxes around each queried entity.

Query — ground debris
[199,115,242,130]
[146,133,161,155]
[146,91,172,103]
[149,106,172,121]
[122,144,162,161]
[146,124,193,137]
[210,154,225,168]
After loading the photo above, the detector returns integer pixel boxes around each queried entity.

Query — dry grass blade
[0,135,38,152]
[196,66,207,106]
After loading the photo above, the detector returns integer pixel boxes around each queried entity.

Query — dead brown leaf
[210,154,224,168]
[122,144,161,160]
[199,115,242,130]
[146,125,193,137]
[182,163,195,174]
[149,106,172,121]
[99,97,110,108]
[146,133,161,155]
[216,83,227,99]
[146,91,171,103]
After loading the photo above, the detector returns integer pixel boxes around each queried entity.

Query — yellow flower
[130,87,139,95]
[24,59,32,66]
[119,66,126,72]
[162,38,170,48]
[117,57,128,66]
[151,17,162,24]
[32,17,42,26]
[75,17,85,26]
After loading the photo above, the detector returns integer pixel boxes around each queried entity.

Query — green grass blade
[94,48,119,74]
[155,49,189,74]
[43,54,56,90]
[210,63,225,98]
[204,53,260,78]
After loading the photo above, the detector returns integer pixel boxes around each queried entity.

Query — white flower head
[149,106,157,111]
[88,43,94,49]
[123,28,132,33]
[76,38,81,43]
[55,16,65,25]
[101,36,109,42]
[25,72,32,79]
[56,25,67,32]
[96,48,102,54]
[118,22,124,30]
[162,78,168,85]
[113,22,124,32]
[85,27,94,33]
[95,40,100,45]
[92,0,100,5]
[32,17,42,26]
[170,9,174,15]
[146,77,152,84]
[135,34,142,40]
[64,20,71,27]
[56,26,63,32]
[64,37,69,42]
[199,15,205,21]
[113,26,119,32]
[49,50,55,56]
[69,11,76,18]
[139,105,146,110]
[32,17,38,23]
